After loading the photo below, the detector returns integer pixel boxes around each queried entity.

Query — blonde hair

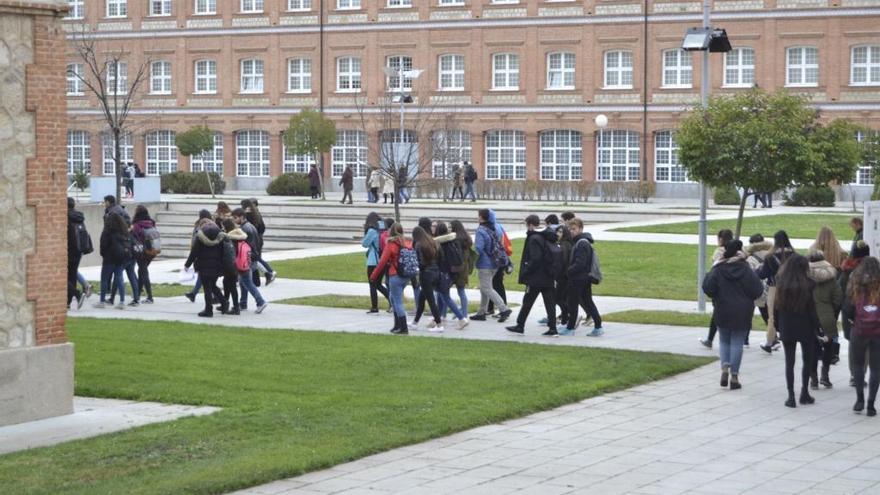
[811,226,846,268]
[567,218,584,229]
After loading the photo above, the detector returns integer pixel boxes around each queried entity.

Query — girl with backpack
[362,212,390,314]
[757,230,796,354]
[96,213,132,309]
[449,220,476,319]
[409,226,444,332]
[184,222,227,318]
[241,199,276,286]
[131,205,158,304]
[221,219,245,315]
[845,256,880,417]
[841,241,871,386]
[371,223,413,334]
[434,222,469,330]
[807,250,842,389]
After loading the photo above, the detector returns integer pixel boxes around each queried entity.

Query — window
[851,45,880,86]
[106,0,127,17]
[491,0,518,4]
[604,50,633,89]
[146,130,178,175]
[386,55,413,92]
[786,46,819,87]
[485,130,526,180]
[438,0,464,4]
[194,0,216,14]
[332,130,367,178]
[431,130,471,178]
[283,145,314,174]
[236,130,270,177]
[67,130,90,175]
[387,0,412,6]
[336,57,361,92]
[67,63,84,96]
[654,131,689,183]
[288,0,311,10]
[492,53,519,90]
[546,52,576,90]
[438,54,465,91]
[661,49,692,88]
[724,47,756,88]
[337,0,360,8]
[240,0,263,12]
[150,0,171,15]
[540,130,582,181]
[191,132,224,174]
[101,132,134,175]
[195,60,217,94]
[150,61,172,95]
[106,61,127,95]
[854,130,877,185]
[597,130,640,181]
[287,58,312,93]
[67,0,84,19]
[240,59,264,93]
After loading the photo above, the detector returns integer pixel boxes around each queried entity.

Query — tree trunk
[114,127,122,202]
[393,179,401,224]
[850,184,857,212]
[735,188,749,240]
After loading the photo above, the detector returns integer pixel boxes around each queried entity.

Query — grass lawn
[87,282,192,299]
[612,213,854,240]
[604,310,766,331]
[274,239,710,301]
[0,318,710,495]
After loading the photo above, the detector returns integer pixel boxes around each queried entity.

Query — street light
[683,1,731,313]
[594,114,608,129]
[383,66,422,189]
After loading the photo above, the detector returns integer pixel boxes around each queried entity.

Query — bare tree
[431,113,468,203]
[69,28,150,201]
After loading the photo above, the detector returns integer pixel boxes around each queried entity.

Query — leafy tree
[284,109,336,200]
[810,119,863,211]
[175,126,218,197]
[678,89,842,238]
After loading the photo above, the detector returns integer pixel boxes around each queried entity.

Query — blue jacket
[362,224,382,266]
[475,210,506,269]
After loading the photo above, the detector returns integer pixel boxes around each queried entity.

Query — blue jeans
[389,275,409,318]
[464,182,475,200]
[718,327,748,375]
[100,262,126,303]
[124,260,140,302]
[398,187,410,203]
[239,267,265,308]
[435,289,465,320]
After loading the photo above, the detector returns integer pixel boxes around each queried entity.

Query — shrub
[785,184,836,206]
[267,173,310,196]
[71,167,90,192]
[713,185,740,205]
[871,181,880,201]
[160,171,226,194]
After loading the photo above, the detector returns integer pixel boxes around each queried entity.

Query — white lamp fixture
[594,114,608,129]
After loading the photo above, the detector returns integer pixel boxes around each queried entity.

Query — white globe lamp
[594,114,608,129]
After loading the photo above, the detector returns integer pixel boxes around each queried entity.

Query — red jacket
[371,237,411,280]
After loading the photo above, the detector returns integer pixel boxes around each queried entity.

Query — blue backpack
[397,244,420,278]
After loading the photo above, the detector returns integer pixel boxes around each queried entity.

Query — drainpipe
[642,0,649,182]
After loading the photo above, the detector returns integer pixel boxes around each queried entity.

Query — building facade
[64,0,880,195]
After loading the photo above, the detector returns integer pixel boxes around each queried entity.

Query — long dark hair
[435,221,449,236]
[364,212,381,233]
[849,256,880,306]
[774,230,793,251]
[412,226,437,260]
[106,212,128,236]
[450,220,472,249]
[241,198,263,225]
[774,254,813,313]
[132,205,151,223]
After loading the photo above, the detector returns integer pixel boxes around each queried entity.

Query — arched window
[235,130,270,177]
[546,52,575,90]
[604,50,633,89]
[485,130,526,180]
[851,45,880,86]
[597,129,639,182]
[145,130,178,175]
[67,130,90,175]
[654,130,688,183]
[101,132,134,175]
[786,46,819,87]
[492,53,519,90]
[724,47,755,87]
[332,130,367,178]
[540,130,582,181]
[191,132,224,174]
[661,49,692,88]
[386,55,413,91]
[431,130,471,178]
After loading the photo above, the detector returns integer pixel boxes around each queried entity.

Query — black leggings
[486,266,507,313]
[367,265,389,310]
[851,334,880,403]
[201,273,219,313]
[137,256,153,300]
[223,271,239,311]
[414,267,441,324]
[68,252,82,306]
[783,338,815,394]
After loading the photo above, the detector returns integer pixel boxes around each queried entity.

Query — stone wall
[0,0,73,427]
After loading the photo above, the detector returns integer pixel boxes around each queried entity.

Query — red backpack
[235,241,252,272]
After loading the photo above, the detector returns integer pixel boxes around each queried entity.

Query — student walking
[233,208,268,313]
[362,212,390,314]
[382,171,396,204]
[702,240,764,390]
[700,229,734,348]
[241,199,276,286]
[67,198,90,309]
[368,168,383,203]
[340,165,354,204]
[96,213,133,309]
[486,209,512,316]
[506,215,559,337]
[808,250,843,389]
[849,217,864,254]
[774,254,823,408]
[841,241,871,385]
[811,226,847,269]
[434,221,469,330]
[845,256,880,417]
[449,219,475,319]
[371,223,414,334]
[470,209,512,322]
[450,165,464,200]
[463,161,477,202]
[131,205,159,304]
[409,226,445,331]
[757,230,796,354]
[563,218,603,337]
[745,234,773,334]
[308,164,321,199]
[184,222,227,318]
[221,219,244,315]
[184,210,218,302]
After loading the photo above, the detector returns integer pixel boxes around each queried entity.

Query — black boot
[810,370,819,390]
[799,387,815,405]
[820,364,833,388]
[785,390,796,408]
[831,342,840,365]
[392,316,408,335]
[389,315,401,334]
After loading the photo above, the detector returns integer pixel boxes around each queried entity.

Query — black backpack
[111,234,133,262]
[74,223,93,255]
[544,238,565,281]
[442,241,464,273]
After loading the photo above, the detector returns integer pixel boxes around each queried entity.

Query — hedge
[266,173,311,196]
[785,185,836,206]
[160,171,226,194]
[713,185,741,205]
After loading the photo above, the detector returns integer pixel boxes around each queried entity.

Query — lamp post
[681,2,730,312]
[383,66,422,182]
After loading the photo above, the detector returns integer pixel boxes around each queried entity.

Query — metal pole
[697,0,710,311]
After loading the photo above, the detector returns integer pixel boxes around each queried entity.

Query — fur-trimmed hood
[746,240,773,256]
[809,260,838,283]
[196,226,226,246]
[434,233,457,244]
[225,228,247,241]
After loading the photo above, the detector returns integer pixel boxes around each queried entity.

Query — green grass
[87,282,192,299]
[274,239,711,301]
[604,310,766,331]
[0,318,710,495]
[612,213,854,240]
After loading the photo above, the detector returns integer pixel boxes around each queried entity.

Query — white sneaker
[428,326,445,333]
[256,302,269,314]
[114,303,125,310]
[92,302,106,309]
[456,319,470,330]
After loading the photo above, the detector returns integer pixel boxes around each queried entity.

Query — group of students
[702,217,880,416]
[361,209,603,336]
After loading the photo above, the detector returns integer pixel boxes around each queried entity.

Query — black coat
[185,225,226,278]
[518,228,557,289]
[100,229,132,264]
[775,289,821,343]
[757,248,794,286]
[567,233,594,284]
[68,210,85,256]
[703,258,765,331]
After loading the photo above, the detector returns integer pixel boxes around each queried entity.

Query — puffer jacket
[568,232,595,284]
[703,254,765,331]
[518,227,558,289]
[809,260,843,338]
[185,224,226,278]
[746,240,772,307]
